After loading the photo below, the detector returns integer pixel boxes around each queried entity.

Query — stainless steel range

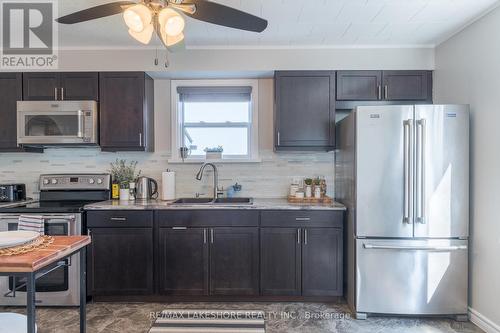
[0,173,110,306]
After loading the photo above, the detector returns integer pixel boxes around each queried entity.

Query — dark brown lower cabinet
[261,228,301,296]
[210,227,259,296]
[302,228,343,296]
[158,228,209,295]
[88,227,153,296]
[261,227,343,297]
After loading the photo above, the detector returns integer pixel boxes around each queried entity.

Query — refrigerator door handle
[416,119,426,224]
[363,243,467,251]
[403,120,413,224]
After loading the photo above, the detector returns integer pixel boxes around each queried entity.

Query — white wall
[52,47,435,72]
[434,6,500,331]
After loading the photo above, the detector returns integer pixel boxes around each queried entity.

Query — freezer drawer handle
[363,244,467,251]
[295,217,311,221]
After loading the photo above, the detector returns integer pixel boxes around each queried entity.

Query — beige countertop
[84,198,346,211]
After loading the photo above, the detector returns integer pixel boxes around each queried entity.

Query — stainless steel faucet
[195,162,218,202]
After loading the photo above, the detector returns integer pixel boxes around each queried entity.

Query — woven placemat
[0,236,54,257]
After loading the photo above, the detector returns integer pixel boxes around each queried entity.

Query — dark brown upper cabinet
[23,72,99,101]
[336,70,432,103]
[99,72,154,152]
[0,73,23,151]
[275,71,336,151]
[60,72,99,100]
[382,70,432,101]
[336,71,382,101]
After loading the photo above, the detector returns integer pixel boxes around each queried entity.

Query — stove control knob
[97,178,103,184]
[51,179,58,184]
[43,179,49,185]
[88,178,95,184]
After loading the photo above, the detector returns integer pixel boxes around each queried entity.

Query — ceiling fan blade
[56,1,135,24]
[182,0,268,33]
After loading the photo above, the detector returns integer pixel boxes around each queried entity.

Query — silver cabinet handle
[364,244,467,251]
[377,85,382,100]
[416,119,426,224]
[210,228,214,244]
[77,110,84,138]
[203,228,207,244]
[297,228,301,244]
[172,227,187,230]
[403,120,413,224]
[295,217,310,221]
[54,87,58,100]
[384,85,388,99]
[110,217,126,221]
[277,131,280,146]
[304,229,308,245]
[139,133,142,146]
[61,87,64,101]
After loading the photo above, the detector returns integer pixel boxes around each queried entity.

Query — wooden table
[0,236,91,333]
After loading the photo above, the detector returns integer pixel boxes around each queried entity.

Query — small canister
[112,183,120,200]
[289,184,299,196]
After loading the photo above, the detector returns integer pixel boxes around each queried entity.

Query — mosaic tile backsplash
[0,148,335,200]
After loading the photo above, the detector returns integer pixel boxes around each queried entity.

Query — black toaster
[0,184,26,202]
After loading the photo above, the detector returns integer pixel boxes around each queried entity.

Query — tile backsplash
[0,148,334,200]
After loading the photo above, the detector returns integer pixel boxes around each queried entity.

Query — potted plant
[204,146,224,160]
[304,178,313,198]
[109,159,141,200]
[313,177,322,199]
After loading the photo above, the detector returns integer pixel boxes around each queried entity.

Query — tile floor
[1,301,482,333]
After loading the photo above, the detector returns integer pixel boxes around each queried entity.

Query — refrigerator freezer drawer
[356,239,468,316]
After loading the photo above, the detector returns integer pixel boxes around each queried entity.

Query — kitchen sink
[172,197,253,205]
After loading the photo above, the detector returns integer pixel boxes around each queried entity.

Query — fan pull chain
[154,47,159,66]
[165,50,170,68]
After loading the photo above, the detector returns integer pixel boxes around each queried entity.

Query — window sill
[168,158,262,164]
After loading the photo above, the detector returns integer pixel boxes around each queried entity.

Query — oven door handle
[0,214,76,220]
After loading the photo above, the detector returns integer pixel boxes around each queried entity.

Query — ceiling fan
[56,0,268,50]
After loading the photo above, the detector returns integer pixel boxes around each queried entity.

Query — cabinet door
[336,71,382,101]
[260,228,301,296]
[60,72,99,100]
[302,228,343,296]
[0,73,22,151]
[210,227,259,295]
[158,228,209,295]
[99,72,146,150]
[88,227,153,295]
[275,71,335,150]
[23,73,59,100]
[382,71,432,101]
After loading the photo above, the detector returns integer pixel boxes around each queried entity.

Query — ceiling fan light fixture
[166,32,184,46]
[158,8,185,36]
[123,3,152,33]
[128,23,154,44]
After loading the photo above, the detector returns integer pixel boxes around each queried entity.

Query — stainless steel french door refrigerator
[335,105,469,319]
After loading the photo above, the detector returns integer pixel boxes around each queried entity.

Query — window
[171,80,259,162]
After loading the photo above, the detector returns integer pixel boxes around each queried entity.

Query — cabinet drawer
[86,210,153,228]
[261,210,343,228]
[156,210,259,227]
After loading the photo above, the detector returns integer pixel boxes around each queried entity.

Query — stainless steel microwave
[17,101,98,146]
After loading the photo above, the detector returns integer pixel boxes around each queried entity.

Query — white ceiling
[57,0,500,49]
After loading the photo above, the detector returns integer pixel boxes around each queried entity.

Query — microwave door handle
[77,110,84,138]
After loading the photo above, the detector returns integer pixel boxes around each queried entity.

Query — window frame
[170,79,260,163]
